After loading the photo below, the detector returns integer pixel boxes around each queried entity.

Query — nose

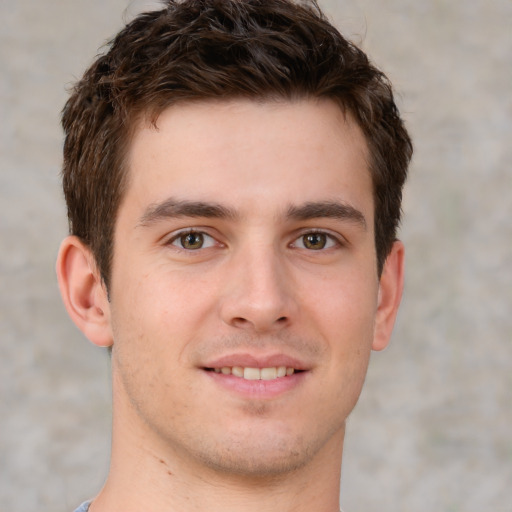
[219,243,297,333]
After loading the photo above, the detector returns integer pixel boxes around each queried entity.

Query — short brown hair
[62,0,412,287]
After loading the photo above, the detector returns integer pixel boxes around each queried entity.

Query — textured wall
[1,1,511,511]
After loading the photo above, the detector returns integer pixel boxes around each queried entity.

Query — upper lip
[203,353,310,371]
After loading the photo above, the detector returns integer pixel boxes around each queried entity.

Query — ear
[56,236,113,347]
[372,240,405,351]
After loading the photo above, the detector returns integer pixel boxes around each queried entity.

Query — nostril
[230,315,288,329]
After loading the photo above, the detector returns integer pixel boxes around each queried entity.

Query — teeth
[232,366,244,378]
[244,367,261,380]
[213,366,296,380]
[261,367,277,380]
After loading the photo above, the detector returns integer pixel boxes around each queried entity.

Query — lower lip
[204,370,307,399]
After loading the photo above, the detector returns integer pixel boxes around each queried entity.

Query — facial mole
[158,457,173,476]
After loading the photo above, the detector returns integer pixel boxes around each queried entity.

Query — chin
[198,445,312,478]
[188,422,342,479]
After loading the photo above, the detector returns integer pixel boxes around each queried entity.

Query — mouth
[201,354,310,397]
[204,366,301,381]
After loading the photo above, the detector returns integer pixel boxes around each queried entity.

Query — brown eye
[177,232,205,249]
[302,233,327,250]
[169,230,217,251]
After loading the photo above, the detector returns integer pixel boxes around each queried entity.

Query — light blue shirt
[74,501,91,512]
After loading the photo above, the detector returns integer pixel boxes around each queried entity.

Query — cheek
[305,270,377,395]
[305,268,378,342]
[110,266,217,362]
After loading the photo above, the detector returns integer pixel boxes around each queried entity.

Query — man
[56,0,412,511]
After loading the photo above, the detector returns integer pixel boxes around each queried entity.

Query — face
[108,99,382,476]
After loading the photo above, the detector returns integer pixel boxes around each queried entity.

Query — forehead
[123,98,372,221]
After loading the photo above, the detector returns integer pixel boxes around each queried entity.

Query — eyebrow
[138,198,239,226]
[286,201,367,229]
[138,197,367,230]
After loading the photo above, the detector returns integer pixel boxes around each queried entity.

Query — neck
[91,372,344,512]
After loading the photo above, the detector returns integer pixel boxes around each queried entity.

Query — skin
[57,98,404,512]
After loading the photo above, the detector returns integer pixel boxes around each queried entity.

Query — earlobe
[372,241,405,351]
[56,236,113,347]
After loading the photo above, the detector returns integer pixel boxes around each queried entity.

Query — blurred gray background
[1,1,511,511]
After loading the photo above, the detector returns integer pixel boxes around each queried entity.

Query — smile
[207,366,297,380]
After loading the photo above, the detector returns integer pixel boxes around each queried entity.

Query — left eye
[293,232,337,250]
[170,231,216,250]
